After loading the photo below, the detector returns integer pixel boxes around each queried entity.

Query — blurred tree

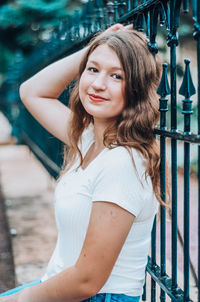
[0,0,83,80]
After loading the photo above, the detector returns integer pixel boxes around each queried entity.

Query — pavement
[0,112,198,301]
[0,112,57,285]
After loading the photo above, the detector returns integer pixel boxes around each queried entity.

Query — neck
[93,118,115,150]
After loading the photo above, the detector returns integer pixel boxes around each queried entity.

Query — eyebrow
[87,60,123,71]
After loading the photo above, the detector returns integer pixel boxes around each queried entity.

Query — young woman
[0,23,162,302]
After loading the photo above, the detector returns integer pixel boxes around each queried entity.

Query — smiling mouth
[88,94,108,103]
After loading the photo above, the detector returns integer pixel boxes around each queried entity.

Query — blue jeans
[82,293,140,301]
[0,280,140,301]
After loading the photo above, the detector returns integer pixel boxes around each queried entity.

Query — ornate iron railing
[0,0,199,301]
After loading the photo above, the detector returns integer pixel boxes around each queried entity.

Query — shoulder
[92,145,148,194]
[103,146,146,176]
[91,146,151,217]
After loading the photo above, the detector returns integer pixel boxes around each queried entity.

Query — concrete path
[0,113,57,284]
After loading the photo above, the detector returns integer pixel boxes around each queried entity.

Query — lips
[88,94,108,103]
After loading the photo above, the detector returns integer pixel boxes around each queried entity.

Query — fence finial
[157,63,170,133]
[179,59,196,99]
[179,59,195,135]
[157,63,171,98]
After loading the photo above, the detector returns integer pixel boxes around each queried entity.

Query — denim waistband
[82,293,140,302]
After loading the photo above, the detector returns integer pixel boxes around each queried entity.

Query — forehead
[87,44,122,69]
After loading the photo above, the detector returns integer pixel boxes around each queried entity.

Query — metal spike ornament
[158,63,170,131]
[179,59,196,98]
[157,63,171,97]
[179,59,196,134]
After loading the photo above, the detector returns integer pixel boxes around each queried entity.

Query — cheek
[79,73,90,99]
[115,85,126,107]
[79,76,84,96]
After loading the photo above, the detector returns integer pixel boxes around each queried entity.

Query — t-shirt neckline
[80,141,107,172]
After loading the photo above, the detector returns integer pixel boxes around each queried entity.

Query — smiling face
[79,44,126,124]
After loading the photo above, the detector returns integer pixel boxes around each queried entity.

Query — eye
[112,73,123,80]
[87,67,98,73]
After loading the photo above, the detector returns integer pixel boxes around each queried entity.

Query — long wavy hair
[61,29,164,205]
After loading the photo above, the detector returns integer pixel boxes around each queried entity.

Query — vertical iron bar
[94,0,104,31]
[146,10,150,38]
[132,0,138,8]
[192,1,200,300]
[127,0,131,11]
[87,0,93,34]
[107,1,114,25]
[132,0,138,29]
[192,0,197,20]
[196,1,200,301]
[114,1,118,22]
[168,0,178,295]
[118,0,126,17]
[183,0,189,13]
[160,139,166,302]
[142,274,146,301]
[170,47,178,296]
[158,63,170,302]
[103,7,108,29]
[151,217,156,302]
[183,81,191,301]
[179,58,195,301]
[184,142,190,301]
[198,141,200,300]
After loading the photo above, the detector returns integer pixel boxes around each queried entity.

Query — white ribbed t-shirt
[41,124,158,296]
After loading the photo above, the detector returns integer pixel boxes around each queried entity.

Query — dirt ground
[0,143,57,286]
[0,187,15,293]
[0,112,57,288]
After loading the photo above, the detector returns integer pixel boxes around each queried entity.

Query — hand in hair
[105,23,133,32]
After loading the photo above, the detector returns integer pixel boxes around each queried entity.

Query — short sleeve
[91,147,148,217]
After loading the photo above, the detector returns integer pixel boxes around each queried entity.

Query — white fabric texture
[41,123,158,296]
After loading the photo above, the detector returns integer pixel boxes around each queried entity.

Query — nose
[91,72,106,91]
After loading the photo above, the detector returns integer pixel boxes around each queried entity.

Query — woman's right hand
[104,23,133,32]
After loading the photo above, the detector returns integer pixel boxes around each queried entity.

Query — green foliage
[0,3,24,28]
[0,0,83,78]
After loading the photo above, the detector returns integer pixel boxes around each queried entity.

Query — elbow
[19,81,28,104]
[73,270,103,299]
[79,282,100,300]
[19,80,36,104]
[72,263,107,299]
[78,275,105,299]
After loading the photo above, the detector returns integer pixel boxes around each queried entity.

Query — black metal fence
[0,0,199,301]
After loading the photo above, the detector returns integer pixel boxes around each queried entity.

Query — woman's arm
[19,47,88,145]
[17,202,135,302]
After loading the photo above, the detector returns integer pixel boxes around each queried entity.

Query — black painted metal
[194,1,200,301]
[168,1,178,298]
[180,59,195,301]
[158,63,170,302]
[0,0,199,301]
[151,217,157,302]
